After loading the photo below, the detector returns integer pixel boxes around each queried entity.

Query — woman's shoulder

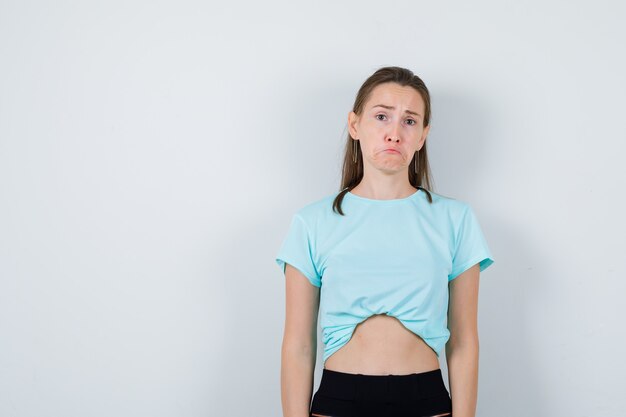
[292,189,474,223]
[293,192,338,219]
[422,189,473,217]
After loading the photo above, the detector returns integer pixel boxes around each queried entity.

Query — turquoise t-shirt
[275,188,494,365]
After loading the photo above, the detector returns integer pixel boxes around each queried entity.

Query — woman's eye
[376,114,387,121]
[406,119,416,126]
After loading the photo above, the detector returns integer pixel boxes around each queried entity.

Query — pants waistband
[316,368,448,402]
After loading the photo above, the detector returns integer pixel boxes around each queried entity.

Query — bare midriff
[323,313,441,375]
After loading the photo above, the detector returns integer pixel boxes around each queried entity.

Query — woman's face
[348,82,430,175]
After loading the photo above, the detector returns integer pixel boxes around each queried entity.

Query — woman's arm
[446,264,481,417]
[281,263,320,417]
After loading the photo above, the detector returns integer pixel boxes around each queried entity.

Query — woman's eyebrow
[371,104,421,117]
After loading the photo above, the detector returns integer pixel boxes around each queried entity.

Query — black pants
[309,368,452,417]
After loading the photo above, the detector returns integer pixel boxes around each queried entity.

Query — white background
[1,1,625,416]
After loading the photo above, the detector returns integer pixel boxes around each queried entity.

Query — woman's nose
[387,123,401,142]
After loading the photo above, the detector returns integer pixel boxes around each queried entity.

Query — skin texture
[281,264,319,417]
[281,82,479,417]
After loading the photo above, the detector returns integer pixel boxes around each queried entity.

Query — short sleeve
[448,205,495,281]
[275,214,322,287]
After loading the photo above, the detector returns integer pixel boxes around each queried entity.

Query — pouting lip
[383,148,400,153]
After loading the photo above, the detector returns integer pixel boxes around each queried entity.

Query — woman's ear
[348,111,359,138]
[418,124,430,149]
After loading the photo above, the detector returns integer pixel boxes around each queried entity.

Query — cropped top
[275,188,494,365]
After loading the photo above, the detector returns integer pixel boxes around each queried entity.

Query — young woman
[276,66,494,417]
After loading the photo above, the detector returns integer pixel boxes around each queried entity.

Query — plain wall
[1,1,625,416]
